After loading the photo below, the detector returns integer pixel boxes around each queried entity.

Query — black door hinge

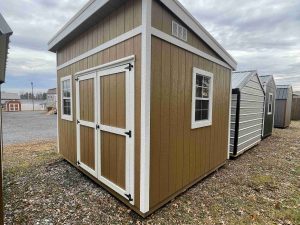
[96,124,100,130]
[125,193,133,202]
[77,161,80,165]
[125,130,132,138]
[75,77,79,81]
[77,120,80,124]
[125,63,133,71]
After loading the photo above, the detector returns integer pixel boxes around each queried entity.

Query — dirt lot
[3,122,300,224]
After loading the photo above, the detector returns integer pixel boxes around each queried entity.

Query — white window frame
[267,93,273,115]
[60,75,73,121]
[191,67,214,129]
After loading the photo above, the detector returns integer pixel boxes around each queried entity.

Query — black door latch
[125,193,133,202]
[125,63,133,71]
[125,130,132,138]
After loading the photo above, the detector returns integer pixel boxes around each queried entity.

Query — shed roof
[258,75,276,88]
[47,88,57,94]
[0,13,13,84]
[232,70,261,90]
[1,92,20,100]
[276,85,293,100]
[48,0,237,69]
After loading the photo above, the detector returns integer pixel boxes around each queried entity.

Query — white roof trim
[159,0,237,69]
[48,0,109,51]
[48,0,237,69]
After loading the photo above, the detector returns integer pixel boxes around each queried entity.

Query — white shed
[230,71,265,157]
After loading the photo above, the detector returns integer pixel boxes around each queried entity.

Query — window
[191,68,213,129]
[268,93,273,115]
[172,21,188,42]
[61,75,73,121]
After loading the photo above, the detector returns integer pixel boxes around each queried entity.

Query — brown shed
[48,0,237,216]
[292,93,300,120]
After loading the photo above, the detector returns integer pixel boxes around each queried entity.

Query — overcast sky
[2,0,300,93]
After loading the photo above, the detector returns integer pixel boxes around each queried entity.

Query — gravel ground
[2,111,57,145]
[3,122,300,224]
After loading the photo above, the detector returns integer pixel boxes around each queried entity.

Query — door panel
[100,73,126,128]
[101,131,126,189]
[80,126,95,170]
[97,64,135,204]
[76,73,97,177]
[79,78,94,122]
[76,61,134,204]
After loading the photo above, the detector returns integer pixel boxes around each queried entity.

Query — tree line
[19,92,47,100]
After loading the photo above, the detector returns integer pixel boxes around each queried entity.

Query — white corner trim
[191,68,214,129]
[151,27,232,70]
[140,0,152,214]
[60,75,73,122]
[57,26,142,70]
[227,72,232,159]
[159,0,237,70]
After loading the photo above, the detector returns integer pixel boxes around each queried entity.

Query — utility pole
[31,82,34,111]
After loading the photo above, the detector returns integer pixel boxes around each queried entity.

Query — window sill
[191,120,212,129]
[61,114,73,122]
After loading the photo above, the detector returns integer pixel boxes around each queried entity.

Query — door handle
[125,130,132,138]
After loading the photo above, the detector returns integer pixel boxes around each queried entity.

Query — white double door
[76,63,135,204]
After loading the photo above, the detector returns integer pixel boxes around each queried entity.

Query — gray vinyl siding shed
[259,75,276,138]
[230,71,265,157]
[274,85,293,128]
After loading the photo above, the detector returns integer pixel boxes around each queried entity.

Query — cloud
[2,0,300,93]
[179,0,300,90]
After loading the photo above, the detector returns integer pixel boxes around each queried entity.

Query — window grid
[61,76,73,121]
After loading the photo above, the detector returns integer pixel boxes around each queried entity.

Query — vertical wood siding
[57,35,141,208]
[150,36,231,209]
[292,97,300,120]
[274,100,286,128]
[57,0,142,66]
[79,79,95,122]
[151,0,223,62]
[80,126,95,170]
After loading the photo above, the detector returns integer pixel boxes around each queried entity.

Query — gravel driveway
[3,122,300,224]
[2,111,57,145]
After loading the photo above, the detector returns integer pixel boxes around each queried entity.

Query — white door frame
[76,72,98,178]
[96,62,135,205]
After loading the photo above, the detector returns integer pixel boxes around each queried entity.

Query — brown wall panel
[151,0,223,62]
[150,36,231,209]
[57,0,141,66]
[57,35,141,208]
[292,98,300,120]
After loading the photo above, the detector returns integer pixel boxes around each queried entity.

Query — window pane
[269,104,272,113]
[203,76,210,88]
[202,88,209,98]
[201,100,209,110]
[196,75,203,86]
[63,99,71,115]
[195,110,201,121]
[201,110,208,120]
[196,87,202,97]
[196,100,201,110]
[63,90,70,98]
